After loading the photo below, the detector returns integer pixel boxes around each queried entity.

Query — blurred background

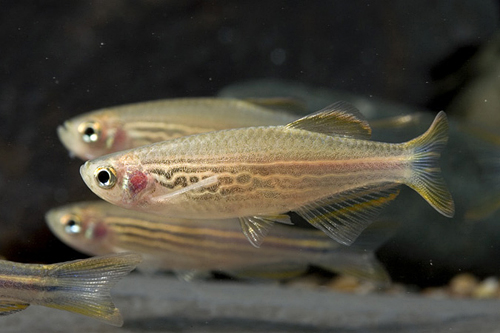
[0,1,499,288]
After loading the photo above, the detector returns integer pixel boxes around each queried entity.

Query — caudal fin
[44,253,142,327]
[404,111,455,217]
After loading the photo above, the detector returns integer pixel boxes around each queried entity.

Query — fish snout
[80,162,94,190]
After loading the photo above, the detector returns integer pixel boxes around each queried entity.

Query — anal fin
[0,301,30,316]
[295,183,400,246]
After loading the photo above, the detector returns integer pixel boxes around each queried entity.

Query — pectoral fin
[239,214,292,248]
[295,183,400,245]
[0,301,30,316]
[286,101,371,139]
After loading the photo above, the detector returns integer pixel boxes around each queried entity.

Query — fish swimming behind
[80,101,455,247]
[0,253,141,326]
[58,97,299,160]
[45,201,392,283]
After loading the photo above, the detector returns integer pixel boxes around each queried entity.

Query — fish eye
[78,121,101,143]
[62,214,82,235]
[94,166,117,189]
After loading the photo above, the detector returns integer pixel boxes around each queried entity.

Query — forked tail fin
[45,253,142,327]
[404,111,455,217]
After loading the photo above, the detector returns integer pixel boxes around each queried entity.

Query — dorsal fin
[285,101,371,139]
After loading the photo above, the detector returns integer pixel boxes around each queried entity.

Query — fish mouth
[44,209,57,229]
[45,208,64,238]
[80,162,93,190]
[57,123,73,151]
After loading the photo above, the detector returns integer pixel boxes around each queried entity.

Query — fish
[45,201,391,283]
[0,253,141,326]
[58,97,300,160]
[80,101,455,247]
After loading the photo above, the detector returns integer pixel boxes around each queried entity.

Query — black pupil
[84,127,95,137]
[98,170,110,184]
[67,220,76,227]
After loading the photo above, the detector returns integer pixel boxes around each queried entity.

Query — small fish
[45,201,391,283]
[80,101,455,247]
[58,97,299,160]
[0,253,141,326]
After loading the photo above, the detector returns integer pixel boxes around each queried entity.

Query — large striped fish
[80,102,455,247]
[0,253,141,326]
[45,201,391,283]
[58,97,299,160]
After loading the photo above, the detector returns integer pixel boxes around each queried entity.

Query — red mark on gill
[111,128,129,150]
[128,170,148,195]
[92,222,108,239]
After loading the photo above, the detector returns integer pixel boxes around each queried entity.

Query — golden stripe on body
[107,217,333,255]
[145,157,407,197]
[108,219,249,259]
[124,122,216,143]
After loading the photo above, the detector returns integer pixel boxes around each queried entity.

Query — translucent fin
[317,253,391,284]
[152,176,218,202]
[239,214,291,248]
[239,216,272,248]
[369,112,426,130]
[228,263,308,280]
[314,221,396,284]
[244,97,307,113]
[45,253,142,327]
[285,101,371,139]
[404,111,455,218]
[266,214,293,225]
[465,193,500,222]
[0,301,29,316]
[174,270,211,282]
[295,184,400,245]
[348,219,399,251]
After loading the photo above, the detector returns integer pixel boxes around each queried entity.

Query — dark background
[0,1,498,286]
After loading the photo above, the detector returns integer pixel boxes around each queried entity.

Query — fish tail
[44,253,141,327]
[404,111,455,217]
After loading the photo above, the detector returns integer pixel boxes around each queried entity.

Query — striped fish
[0,253,141,326]
[80,101,455,247]
[45,201,391,282]
[58,97,299,160]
